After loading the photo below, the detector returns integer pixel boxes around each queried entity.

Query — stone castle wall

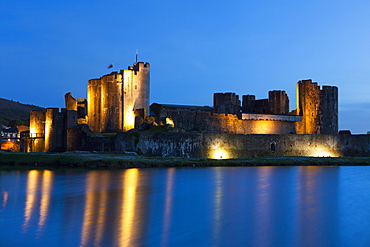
[115,132,370,158]
[151,104,297,134]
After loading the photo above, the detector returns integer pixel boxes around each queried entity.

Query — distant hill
[0,98,44,127]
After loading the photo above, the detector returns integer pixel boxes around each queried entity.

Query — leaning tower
[87,61,150,132]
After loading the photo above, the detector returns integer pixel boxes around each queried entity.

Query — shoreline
[1,152,370,169]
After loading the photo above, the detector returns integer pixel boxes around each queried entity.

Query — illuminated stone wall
[151,104,297,134]
[87,62,150,133]
[45,108,77,152]
[28,110,46,152]
[25,109,78,152]
[296,79,321,134]
[116,132,370,158]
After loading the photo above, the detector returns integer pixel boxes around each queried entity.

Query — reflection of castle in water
[0,167,343,245]
[22,170,53,234]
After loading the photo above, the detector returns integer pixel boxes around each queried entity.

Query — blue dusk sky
[1,0,370,133]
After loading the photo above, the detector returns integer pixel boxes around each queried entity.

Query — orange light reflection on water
[37,170,53,232]
[119,168,139,247]
[23,170,40,230]
[80,171,110,247]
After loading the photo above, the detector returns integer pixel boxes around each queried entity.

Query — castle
[22,59,367,158]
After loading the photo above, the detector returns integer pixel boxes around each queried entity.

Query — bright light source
[213,149,227,159]
[166,118,174,128]
[311,148,338,157]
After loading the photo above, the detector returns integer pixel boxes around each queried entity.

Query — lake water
[1,166,370,246]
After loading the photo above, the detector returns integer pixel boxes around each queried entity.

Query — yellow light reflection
[119,168,139,247]
[80,171,99,247]
[94,172,109,246]
[23,170,40,230]
[37,170,53,231]
[80,171,110,247]
[161,168,175,246]
[1,190,8,210]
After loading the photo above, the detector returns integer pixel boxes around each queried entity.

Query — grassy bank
[1,151,370,169]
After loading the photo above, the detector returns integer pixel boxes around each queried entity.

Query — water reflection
[23,170,54,235]
[37,170,53,233]
[23,170,39,230]
[296,166,339,246]
[119,168,140,247]
[160,168,175,246]
[0,166,364,246]
[212,167,223,246]
[80,171,110,247]
[254,167,274,246]
[1,189,8,211]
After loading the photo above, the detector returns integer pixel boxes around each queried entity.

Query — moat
[1,166,370,246]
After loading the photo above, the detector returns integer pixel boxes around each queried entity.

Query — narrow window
[270,142,276,151]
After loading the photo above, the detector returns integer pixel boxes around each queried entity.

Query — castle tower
[87,62,150,132]
[268,90,289,115]
[241,95,256,113]
[296,79,321,134]
[320,86,338,134]
[296,79,338,134]
[213,92,241,115]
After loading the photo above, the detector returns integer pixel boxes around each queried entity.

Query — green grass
[1,152,370,169]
